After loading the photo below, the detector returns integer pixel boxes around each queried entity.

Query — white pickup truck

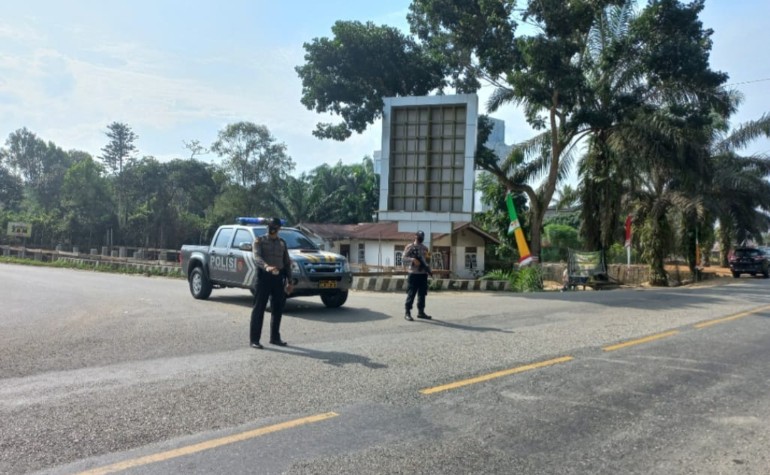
[180,218,352,307]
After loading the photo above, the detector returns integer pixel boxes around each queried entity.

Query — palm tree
[616,107,712,286]
[271,158,379,225]
[270,174,318,225]
[702,113,770,265]
[576,2,638,252]
[552,183,580,211]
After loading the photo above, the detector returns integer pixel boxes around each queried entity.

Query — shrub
[482,266,543,292]
[542,224,581,262]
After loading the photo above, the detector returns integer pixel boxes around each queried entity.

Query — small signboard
[7,222,32,238]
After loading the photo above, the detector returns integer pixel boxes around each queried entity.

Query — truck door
[231,228,257,287]
[208,227,236,284]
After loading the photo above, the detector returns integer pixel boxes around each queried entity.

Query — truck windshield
[252,228,319,250]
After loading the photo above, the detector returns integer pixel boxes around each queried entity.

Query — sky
[1,1,769,176]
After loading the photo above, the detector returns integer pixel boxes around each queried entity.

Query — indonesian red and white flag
[624,214,633,248]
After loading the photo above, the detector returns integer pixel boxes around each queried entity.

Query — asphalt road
[1,264,769,474]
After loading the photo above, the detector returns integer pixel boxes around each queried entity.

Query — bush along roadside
[0,256,184,278]
[481,265,544,292]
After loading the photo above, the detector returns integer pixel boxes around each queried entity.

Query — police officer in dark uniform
[250,217,293,349]
[403,230,432,321]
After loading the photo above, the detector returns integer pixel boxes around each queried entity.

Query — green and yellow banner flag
[505,193,533,266]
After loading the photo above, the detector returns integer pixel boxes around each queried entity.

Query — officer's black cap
[270,217,282,227]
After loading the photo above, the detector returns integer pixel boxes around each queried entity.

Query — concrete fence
[3,244,711,290]
[1,245,182,276]
[540,263,651,286]
[55,257,183,276]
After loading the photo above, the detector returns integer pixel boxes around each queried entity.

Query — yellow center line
[420,356,574,395]
[77,412,339,475]
[602,330,679,352]
[694,304,770,329]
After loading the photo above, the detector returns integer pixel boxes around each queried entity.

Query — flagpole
[626,244,631,267]
[624,214,632,267]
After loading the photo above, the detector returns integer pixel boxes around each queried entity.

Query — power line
[723,77,770,88]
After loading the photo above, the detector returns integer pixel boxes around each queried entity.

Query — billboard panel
[378,94,478,225]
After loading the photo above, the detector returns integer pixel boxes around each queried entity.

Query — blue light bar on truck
[235,217,287,225]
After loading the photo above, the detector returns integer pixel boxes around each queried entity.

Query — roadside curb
[352,276,510,292]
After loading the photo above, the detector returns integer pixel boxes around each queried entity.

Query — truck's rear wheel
[190,267,212,300]
[321,290,348,308]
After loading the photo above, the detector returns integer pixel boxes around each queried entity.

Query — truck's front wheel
[190,267,213,300]
[321,290,348,308]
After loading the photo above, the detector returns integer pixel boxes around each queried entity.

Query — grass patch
[481,265,544,292]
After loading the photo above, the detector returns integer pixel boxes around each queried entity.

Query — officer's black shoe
[417,313,432,320]
[404,310,414,321]
[250,342,263,349]
[270,340,288,346]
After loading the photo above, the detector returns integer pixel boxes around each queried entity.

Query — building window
[358,243,366,263]
[394,245,404,266]
[465,246,478,270]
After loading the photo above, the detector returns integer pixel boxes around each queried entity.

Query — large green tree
[0,148,24,212]
[211,122,294,189]
[296,0,730,268]
[100,122,138,232]
[163,158,219,245]
[411,0,625,261]
[100,122,137,175]
[3,128,74,212]
[59,155,115,248]
[297,20,446,140]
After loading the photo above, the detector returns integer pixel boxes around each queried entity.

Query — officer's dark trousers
[250,271,286,343]
[405,273,428,313]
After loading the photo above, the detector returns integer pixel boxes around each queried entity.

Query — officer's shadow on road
[285,304,390,323]
[266,345,388,369]
[209,296,390,323]
[419,319,515,334]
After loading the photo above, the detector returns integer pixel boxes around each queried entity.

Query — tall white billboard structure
[377,94,478,243]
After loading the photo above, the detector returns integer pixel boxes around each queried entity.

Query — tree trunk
[649,212,669,287]
[718,226,731,267]
[529,209,543,260]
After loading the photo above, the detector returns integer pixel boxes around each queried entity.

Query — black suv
[728,247,769,278]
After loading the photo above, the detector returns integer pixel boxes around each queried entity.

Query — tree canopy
[296,20,446,140]
[0,123,380,250]
[295,0,742,275]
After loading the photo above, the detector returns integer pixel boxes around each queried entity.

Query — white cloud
[2,1,767,177]
[0,21,45,43]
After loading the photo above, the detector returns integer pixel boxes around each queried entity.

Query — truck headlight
[342,259,350,273]
[291,260,301,275]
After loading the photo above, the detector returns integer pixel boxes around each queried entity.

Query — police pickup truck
[180,217,352,307]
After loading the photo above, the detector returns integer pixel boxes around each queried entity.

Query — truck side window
[213,228,234,248]
[232,229,252,249]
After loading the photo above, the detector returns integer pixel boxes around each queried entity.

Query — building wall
[452,228,487,279]
[360,240,403,268]
[309,232,489,277]
[323,239,405,270]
